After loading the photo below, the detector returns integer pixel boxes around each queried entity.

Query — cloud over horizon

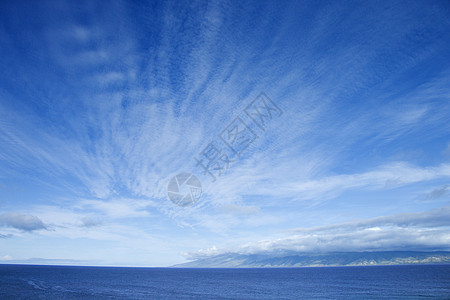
[186,207,450,260]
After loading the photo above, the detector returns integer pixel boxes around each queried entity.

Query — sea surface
[0,264,449,299]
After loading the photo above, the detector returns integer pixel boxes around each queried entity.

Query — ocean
[0,264,449,299]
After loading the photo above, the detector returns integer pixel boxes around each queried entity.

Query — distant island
[173,251,450,268]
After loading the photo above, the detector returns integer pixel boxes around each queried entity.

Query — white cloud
[76,198,156,219]
[425,185,449,201]
[0,213,47,232]
[200,159,450,207]
[186,207,450,259]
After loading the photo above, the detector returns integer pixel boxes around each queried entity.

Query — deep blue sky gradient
[0,0,449,266]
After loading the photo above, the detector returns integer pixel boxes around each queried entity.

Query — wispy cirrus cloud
[197,160,450,209]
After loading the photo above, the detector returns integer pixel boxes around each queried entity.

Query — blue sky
[0,0,449,266]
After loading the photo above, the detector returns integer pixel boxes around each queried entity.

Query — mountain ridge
[173,251,450,268]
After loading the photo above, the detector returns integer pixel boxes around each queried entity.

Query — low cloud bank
[186,207,450,260]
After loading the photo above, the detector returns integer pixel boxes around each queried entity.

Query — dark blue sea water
[0,264,449,299]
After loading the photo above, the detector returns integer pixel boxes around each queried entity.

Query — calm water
[0,264,449,299]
